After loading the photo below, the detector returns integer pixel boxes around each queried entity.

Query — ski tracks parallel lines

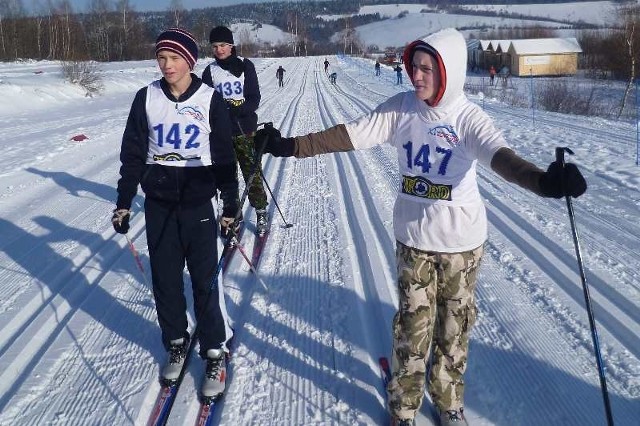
[0,222,156,422]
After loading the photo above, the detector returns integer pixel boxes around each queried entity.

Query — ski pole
[556,147,614,426]
[125,234,149,287]
[260,168,293,228]
[232,241,269,291]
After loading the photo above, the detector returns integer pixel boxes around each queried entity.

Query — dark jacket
[202,57,261,136]
[116,75,238,217]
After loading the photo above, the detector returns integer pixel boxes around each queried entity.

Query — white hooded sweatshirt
[344,28,509,252]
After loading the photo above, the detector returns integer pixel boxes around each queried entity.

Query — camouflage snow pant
[233,134,268,210]
[387,241,484,419]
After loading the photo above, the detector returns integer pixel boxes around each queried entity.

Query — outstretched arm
[255,124,354,158]
[491,147,545,196]
[491,147,587,198]
[292,125,353,158]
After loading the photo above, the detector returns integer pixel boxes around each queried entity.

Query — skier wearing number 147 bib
[255,28,587,426]
[112,28,237,401]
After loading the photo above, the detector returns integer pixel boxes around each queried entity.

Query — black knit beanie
[209,26,234,45]
[155,28,198,70]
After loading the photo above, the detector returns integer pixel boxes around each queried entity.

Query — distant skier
[255,28,587,426]
[489,65,496,86]
[112,28,238,401]
[394,64,403,84]
[324,58,329,74]
[329,72,337,85]
[375,60,381,76]
[276,65,286,87]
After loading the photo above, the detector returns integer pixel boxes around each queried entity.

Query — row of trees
[0,0,379,61]
[0,0,152,61]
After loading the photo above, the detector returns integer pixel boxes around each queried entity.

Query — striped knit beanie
[155,28,198,70]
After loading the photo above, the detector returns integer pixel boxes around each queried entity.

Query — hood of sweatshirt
[402,28,467,112]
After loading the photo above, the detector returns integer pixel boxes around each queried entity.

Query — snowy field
[320,1,640,47]
[0,54,638,425]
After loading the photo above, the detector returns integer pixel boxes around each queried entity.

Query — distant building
[470,37,582,77]
[508,38,582,76]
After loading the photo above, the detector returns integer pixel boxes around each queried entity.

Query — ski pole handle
[555,146,574,196]
[555,146,574,166]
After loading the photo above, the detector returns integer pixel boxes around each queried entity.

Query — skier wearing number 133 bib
[256,28,587,425]
[112,28,237,400]
[202,26,269,237]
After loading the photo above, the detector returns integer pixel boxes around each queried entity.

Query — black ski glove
[112,208,131,234]
[220,215,242,239]
[255,124,295,157]
[539,161,587,198]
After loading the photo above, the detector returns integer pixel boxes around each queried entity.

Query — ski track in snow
[0,55,638,425]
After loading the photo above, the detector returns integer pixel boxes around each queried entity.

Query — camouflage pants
[387,241,483,419]
[233,134,268,210]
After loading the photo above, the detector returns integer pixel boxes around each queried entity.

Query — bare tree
[31,0,49,59]
[286,11,299,56]
[236,25,251,56]
[342,17,362,55]
[61,0,73,58]
[111,0,137,60]
[87,0,112,61]
[116,0,129,59]
[0,0,26,59]
[192,15,210,55]
[618,6,639,119]
[0,11,6,58]
[168,0,184,28]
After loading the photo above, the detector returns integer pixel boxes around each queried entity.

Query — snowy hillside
[333,12,571,49]
[229,22,292,46]
[0,54,638,425]
[321,1,635,48]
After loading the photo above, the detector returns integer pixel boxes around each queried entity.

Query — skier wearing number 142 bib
[112,28,238,401]
[256,28,587,426]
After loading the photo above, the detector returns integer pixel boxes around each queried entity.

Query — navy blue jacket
[116,74,238,217]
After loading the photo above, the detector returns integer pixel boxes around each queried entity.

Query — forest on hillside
[0,0,637,82]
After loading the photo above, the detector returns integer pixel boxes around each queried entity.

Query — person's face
[212,42,233,60]
[156,50,191,86]
[411,50,441,104]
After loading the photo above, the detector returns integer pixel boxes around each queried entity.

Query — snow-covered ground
[0,53,638,425]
